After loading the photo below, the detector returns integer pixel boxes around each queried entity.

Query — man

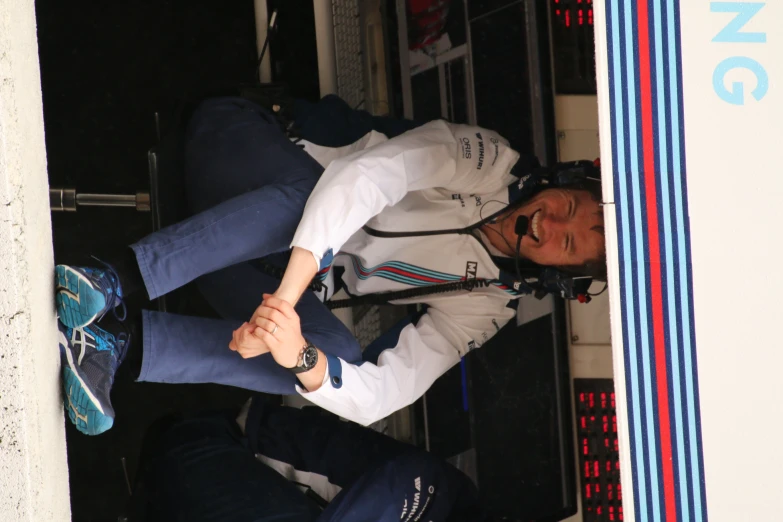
[55,95,605,435]
[128,399,486,521]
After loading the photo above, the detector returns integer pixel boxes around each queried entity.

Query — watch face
[302,346,318,369]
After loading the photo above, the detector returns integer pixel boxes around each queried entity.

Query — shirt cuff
[290,230,326,269]
[296,353,344,395]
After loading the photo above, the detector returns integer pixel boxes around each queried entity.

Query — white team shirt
[290,120,529,426]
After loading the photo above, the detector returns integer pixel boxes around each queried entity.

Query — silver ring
[271,323,279,335]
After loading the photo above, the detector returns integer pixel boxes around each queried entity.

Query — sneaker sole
[59,329,114,436]
[62,367,114,436]
[55,265,106,328]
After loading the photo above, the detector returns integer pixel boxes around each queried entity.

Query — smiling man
[53,95,606,435]
[481,187,605,270]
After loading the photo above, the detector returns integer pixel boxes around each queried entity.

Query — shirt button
[332,376,342,385]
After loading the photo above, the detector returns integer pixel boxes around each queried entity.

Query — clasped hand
[229,293,305,368]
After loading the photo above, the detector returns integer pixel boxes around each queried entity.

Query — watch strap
[288,342,317,374]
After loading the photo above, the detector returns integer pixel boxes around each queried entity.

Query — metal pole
[75,193,137,207]
[253,0,274,84]
[49,188,150,212]
[313,0,338,97]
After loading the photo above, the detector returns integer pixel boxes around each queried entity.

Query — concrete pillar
[0,1,72,520]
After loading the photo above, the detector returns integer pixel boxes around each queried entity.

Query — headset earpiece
[551,160,602,189]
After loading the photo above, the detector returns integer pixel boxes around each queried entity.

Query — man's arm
[290,121,520,268]
[238,122,462,357]
[244,289,515,425]
[270,246,318,306]
[299,294,517,426]
[289,120,462,265]
[246,293,455,399]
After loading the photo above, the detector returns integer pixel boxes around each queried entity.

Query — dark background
[37,2,293,520]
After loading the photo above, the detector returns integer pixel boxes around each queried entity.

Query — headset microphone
[514,215,529,236]
[513,215,529,286]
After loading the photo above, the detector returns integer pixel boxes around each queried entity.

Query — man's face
[501,188,605,267]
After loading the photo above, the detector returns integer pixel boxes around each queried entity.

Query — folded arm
[299,293,517,426]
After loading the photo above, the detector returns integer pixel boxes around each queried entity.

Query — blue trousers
[131,97,371,394]
[139,411,321,522]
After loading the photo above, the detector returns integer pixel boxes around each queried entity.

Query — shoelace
[115,329,131,364]
[91,256,128,322]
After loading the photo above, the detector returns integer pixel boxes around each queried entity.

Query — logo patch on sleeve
[465,261,478,280]
[475,132,485,170]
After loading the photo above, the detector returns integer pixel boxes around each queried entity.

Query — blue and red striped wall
[603,0,708,520]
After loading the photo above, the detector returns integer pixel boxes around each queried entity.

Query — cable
[326,279,493,310]
[588,282,609,297]
[477,199,525,258]
[254,9,279,84]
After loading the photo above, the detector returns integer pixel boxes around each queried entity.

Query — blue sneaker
[58,320,129,436]
[55,262,127,328]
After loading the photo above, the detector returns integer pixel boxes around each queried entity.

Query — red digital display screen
[576,381,623,522]
[553,0,594,28]
[549,0,597,94]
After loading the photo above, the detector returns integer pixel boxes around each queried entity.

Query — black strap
[255,261,503,309]
[326,279,494,310]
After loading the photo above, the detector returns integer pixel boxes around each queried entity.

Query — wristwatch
[288,341,318,374]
